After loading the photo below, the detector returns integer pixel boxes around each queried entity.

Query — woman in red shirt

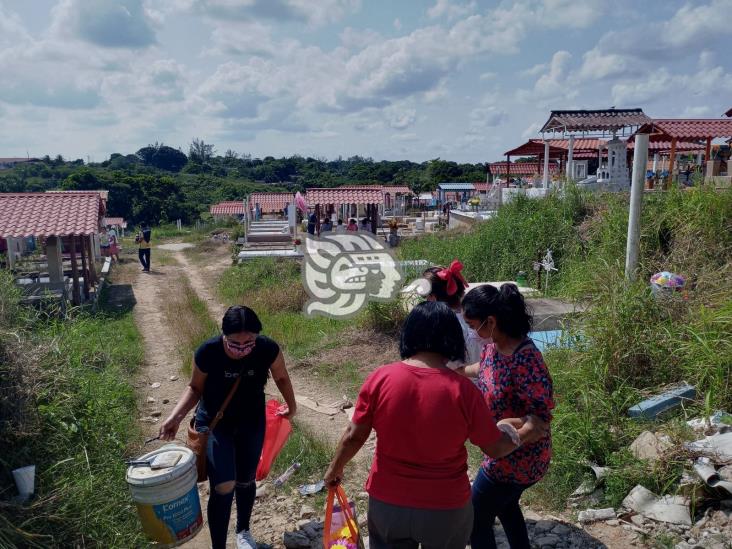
[324,301,543,549]
[462,283,554,549]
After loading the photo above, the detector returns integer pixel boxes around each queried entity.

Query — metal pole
[625,133,649,282]
[543,141,550,189]
[567,135,575,181]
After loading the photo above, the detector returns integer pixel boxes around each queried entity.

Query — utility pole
[625,133,649,281]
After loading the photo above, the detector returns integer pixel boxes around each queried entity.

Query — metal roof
[249,192,294,213]
[635,119,732,141]
[0,192,104,238]
[210,201,246,216]
[437,183,476,191]
[540,109,650,133]
[305,186,384,205]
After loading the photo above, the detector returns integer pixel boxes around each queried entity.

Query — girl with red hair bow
[422,260,484,371]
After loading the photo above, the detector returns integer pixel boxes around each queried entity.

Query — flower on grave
[294,238,302,245]
[337,519,358,540]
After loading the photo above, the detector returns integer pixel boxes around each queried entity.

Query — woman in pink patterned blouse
[462,283,554,549]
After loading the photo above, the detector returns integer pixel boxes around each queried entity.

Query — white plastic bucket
[126,444,203,547]
[12,465,35,500]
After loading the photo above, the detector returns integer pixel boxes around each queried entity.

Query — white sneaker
[236,529,258,549]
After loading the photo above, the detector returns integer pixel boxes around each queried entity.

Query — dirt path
[128,258,214,549]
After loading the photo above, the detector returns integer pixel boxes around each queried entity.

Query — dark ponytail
[462,283,532,338]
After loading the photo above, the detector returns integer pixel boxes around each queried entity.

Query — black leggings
[138,248,150,270]
[205,416,266,549]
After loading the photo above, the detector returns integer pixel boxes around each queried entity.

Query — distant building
[0,157,39,170]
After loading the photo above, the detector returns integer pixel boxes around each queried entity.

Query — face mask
[225,338,255,359]
[471,319,494,344]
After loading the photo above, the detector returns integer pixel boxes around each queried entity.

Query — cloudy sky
[1,0,731,163]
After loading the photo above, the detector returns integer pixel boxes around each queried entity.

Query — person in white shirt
[422,261,485,371]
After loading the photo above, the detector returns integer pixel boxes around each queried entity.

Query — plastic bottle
[273,462,301,487]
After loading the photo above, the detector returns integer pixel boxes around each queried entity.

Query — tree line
[0,140,488,225]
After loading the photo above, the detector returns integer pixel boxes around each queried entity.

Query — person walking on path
[160,306,297,549]
[324,301,544,549]
[136,224,151,272]
[108,226,120,262]
[462,284,554,549]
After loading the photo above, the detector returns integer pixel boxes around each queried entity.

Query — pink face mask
[225,338,255,359]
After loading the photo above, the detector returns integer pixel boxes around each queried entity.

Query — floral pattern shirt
[477,339,554,485]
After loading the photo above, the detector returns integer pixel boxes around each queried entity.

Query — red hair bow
[436,260,467,296]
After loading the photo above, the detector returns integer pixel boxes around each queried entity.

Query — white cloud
[470,106,508,129]
[189,0,361,27]
[479,72,497,81]
[536,0,604,29]
[576,48,642,81]
[386,107,417,130]
[611,69,673,105]
[521,62,547,77]
[393,18,402,30]
[427,0,476,20]
[52,0,157,49]
[340,27,382,50]
[519,50,574,102]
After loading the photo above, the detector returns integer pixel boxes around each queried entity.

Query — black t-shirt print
[193,335,279,429]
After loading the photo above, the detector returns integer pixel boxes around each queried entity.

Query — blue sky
[1,0,730,163]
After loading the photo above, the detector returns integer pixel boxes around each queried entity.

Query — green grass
[403,185,732,511]
[160,274,219,376]
[217,258,350,359]
[0,272,146,547]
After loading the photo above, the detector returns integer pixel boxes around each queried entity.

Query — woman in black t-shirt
[160,306,297,549]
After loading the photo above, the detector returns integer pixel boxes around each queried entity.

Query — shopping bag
[256,399,293,481]
[323,485,363,549]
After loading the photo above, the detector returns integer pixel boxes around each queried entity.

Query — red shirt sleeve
[352,371,378,426]
[465,381,501,448]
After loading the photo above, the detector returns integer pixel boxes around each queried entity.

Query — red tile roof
[473,182,489,192]
[541,109,650,133]
[306,186,384,205]
[489,162,559,175]
[381,185,413,195]
[210,201,246,216]
[628,140,704,152]
[0,192,104,238]
[637,119,732,140]
[249,192,295,213]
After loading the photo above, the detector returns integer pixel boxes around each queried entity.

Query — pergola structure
[248,192,295,218]
[305,186,383,234]
[210,201,246,218]
[632,119,732,184]
[381,185,413,214]
[489,161,559,178]
[0,192,104,305]
[103,216,127,237]
[538,108,651,186]
[437,182,477,204]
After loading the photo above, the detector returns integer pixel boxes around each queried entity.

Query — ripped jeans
[202,415,266,549]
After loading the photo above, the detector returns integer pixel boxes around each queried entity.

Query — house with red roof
[0,191,105,305]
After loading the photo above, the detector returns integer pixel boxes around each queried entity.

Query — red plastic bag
[323,485,363,549]
[256,399,293,481]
